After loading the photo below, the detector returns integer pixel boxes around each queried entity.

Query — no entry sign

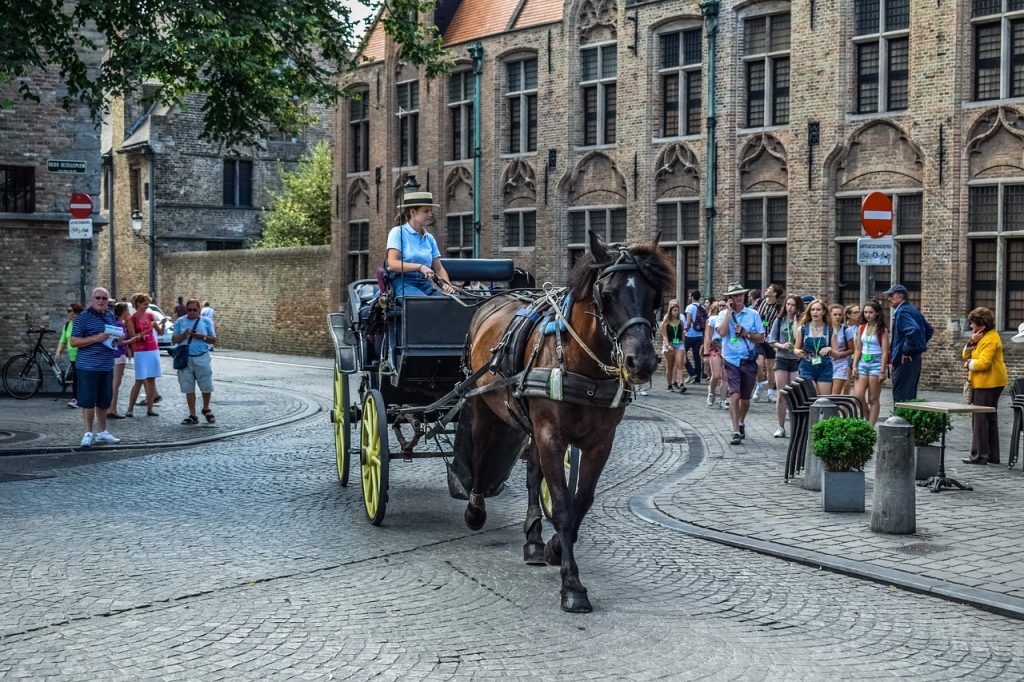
[860,192,893,238]
[69,193,93,219]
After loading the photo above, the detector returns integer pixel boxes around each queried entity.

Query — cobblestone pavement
[633,380,1024,612]
[1,353,1023,679]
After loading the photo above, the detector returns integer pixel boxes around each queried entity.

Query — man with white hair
[69,287,121,447]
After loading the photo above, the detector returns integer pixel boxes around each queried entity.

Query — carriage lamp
[131,209,144,235]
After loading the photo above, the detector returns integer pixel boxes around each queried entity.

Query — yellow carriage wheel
[360,389,390,525]
[332,368,352,486]
[541,445,579,521]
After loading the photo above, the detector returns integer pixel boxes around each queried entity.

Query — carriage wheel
[360,389,390,525]
[332,368,352,486]
[541,445,580,521]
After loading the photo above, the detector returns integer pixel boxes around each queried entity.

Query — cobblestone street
[2,352,1024,679]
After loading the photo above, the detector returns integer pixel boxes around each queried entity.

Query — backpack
[690,303,708,334]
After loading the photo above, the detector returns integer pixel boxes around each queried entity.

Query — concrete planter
[822,470,866,513]
[915,445,942,481]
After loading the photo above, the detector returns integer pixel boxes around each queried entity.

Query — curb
[0,381,323,458]
[628,401,1024,622]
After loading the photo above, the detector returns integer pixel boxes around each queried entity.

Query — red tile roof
[512,0,563,30]
[361,18,387,62]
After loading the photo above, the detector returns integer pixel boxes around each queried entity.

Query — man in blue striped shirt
[70,287,121,447]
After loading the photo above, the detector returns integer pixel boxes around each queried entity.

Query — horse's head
[569,232,675,384]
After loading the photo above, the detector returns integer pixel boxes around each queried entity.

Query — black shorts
[758,342,776,360]
[775,356,800,373]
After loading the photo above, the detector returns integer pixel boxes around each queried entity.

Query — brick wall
[158,246,332,357]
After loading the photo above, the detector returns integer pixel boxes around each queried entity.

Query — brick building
[332,0,1024,386]
[98,92,332,308]
[0,32,108,357]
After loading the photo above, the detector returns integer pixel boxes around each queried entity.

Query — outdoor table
[895,401,996,493]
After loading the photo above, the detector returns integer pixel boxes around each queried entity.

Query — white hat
[1012,322,1024,343]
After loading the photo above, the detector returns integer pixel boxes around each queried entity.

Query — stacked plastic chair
[1008,378,1024,469]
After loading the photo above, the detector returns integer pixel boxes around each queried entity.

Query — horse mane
[566,239,676,300]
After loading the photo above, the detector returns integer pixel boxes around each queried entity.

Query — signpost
[68,193,94,239]
[860,192,893,238]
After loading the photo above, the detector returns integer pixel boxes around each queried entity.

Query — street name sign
[69,219,93,239]
[857,237,893,266]
[860,192,893,238]
[48,160,87,174]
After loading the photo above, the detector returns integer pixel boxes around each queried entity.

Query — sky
[345,0,377,25]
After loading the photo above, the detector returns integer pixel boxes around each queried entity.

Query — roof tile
[513,0,563,30]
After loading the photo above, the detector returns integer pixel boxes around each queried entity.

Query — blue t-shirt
[684,302,703,338]
[71,307,116,372]
[720,306,765,367]
[386,223,440,271]
[173,316,216,356]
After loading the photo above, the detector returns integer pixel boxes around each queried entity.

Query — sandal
[124,411,134,418]
[202,408,216,424]
[146,411,159,417]
[181,415,199,425]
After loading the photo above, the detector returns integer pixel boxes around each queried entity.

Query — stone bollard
[871,416,916,534]
[803,398,839,491]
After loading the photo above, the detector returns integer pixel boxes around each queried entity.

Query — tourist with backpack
[683,290,707,385]
[793,298,840,397]
[885,284,933,402]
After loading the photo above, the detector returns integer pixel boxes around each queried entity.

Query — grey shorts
[177,352,214,393]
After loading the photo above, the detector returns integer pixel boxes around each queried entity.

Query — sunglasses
[93,296,109,300]
[67,308,75,313]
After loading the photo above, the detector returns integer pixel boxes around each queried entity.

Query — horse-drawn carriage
[327,234,673,612]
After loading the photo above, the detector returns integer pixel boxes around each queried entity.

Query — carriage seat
[439,258,515,284]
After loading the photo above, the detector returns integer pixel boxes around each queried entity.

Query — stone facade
[158,246,332,357]
[98,92,333,313]
[0,33,107,359]
[332,0,1024,388]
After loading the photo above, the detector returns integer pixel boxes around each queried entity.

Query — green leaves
[1,0,450,147]
[252,140,332,248]
[810,417,877,472]
[892,400,953,446]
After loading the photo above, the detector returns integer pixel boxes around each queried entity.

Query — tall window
[657,200,700,301]
[223,159,253,207]
[130,166,142,212]
[507,59,538,154]
[834,192,921,306]
[347,221,370,285]
[568,207,626,266]
[580,43,617,146]
[743,13,790,128]
[449,72,474,161]
[969,182,1024,329]
[659,28,702,138]
[0,165,35,213]
[447,214,474,258]
[740,196,788,291]
[504,209,537,248]
[349,90,370,173]
[973,0,1024,100]
[396,81,419,167]
[853,0,910,114]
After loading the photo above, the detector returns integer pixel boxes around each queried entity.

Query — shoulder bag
[172,318,201,370]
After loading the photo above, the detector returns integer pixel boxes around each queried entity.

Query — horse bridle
[591,249,658,345]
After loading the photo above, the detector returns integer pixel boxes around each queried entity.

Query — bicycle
[2,327,74,400]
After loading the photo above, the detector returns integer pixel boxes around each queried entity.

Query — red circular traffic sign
[69,193,93,219]
[860,192,893,238]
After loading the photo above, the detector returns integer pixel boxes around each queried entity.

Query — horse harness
[441,249,658,435]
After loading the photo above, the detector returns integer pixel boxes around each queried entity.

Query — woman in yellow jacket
[962,307,1008,465]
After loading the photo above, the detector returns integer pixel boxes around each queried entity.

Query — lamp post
[130,208,156,297]
[700,0,719,299]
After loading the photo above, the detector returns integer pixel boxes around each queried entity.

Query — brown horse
[458,232,673,612]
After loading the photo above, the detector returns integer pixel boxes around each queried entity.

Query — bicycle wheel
[2,354,43,399]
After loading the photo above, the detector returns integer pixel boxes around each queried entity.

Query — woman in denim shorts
[851,300,890,425]
[767,295,804,437]
[793,299,839,396]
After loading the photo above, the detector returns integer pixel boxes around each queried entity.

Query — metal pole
[469,42,483,258]
[701,1,719,298]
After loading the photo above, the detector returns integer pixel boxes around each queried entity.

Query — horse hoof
[560,589,592,613]
[523,543,546,565]
[464,505,486,531]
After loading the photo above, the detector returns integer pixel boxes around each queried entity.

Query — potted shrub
[810,416,878,513]
[893,400,953,480]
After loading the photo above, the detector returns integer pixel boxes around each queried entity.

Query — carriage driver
[386,181,454,297]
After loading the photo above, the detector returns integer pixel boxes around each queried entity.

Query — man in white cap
[884,283,933,401]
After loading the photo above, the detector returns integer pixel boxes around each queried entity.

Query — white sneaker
[706,392,715,407]
[773,426,786,438]
[751,384,762,402]
[720,399,730,410]
[94,431,121,444]
[767,389,777,403]
[80,432,94,448]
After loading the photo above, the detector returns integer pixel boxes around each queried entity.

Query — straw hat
[1012,322,1024,343]
[723,281,749,297]
[399,190,439,209]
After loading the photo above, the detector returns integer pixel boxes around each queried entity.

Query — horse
[456,231,673,612]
